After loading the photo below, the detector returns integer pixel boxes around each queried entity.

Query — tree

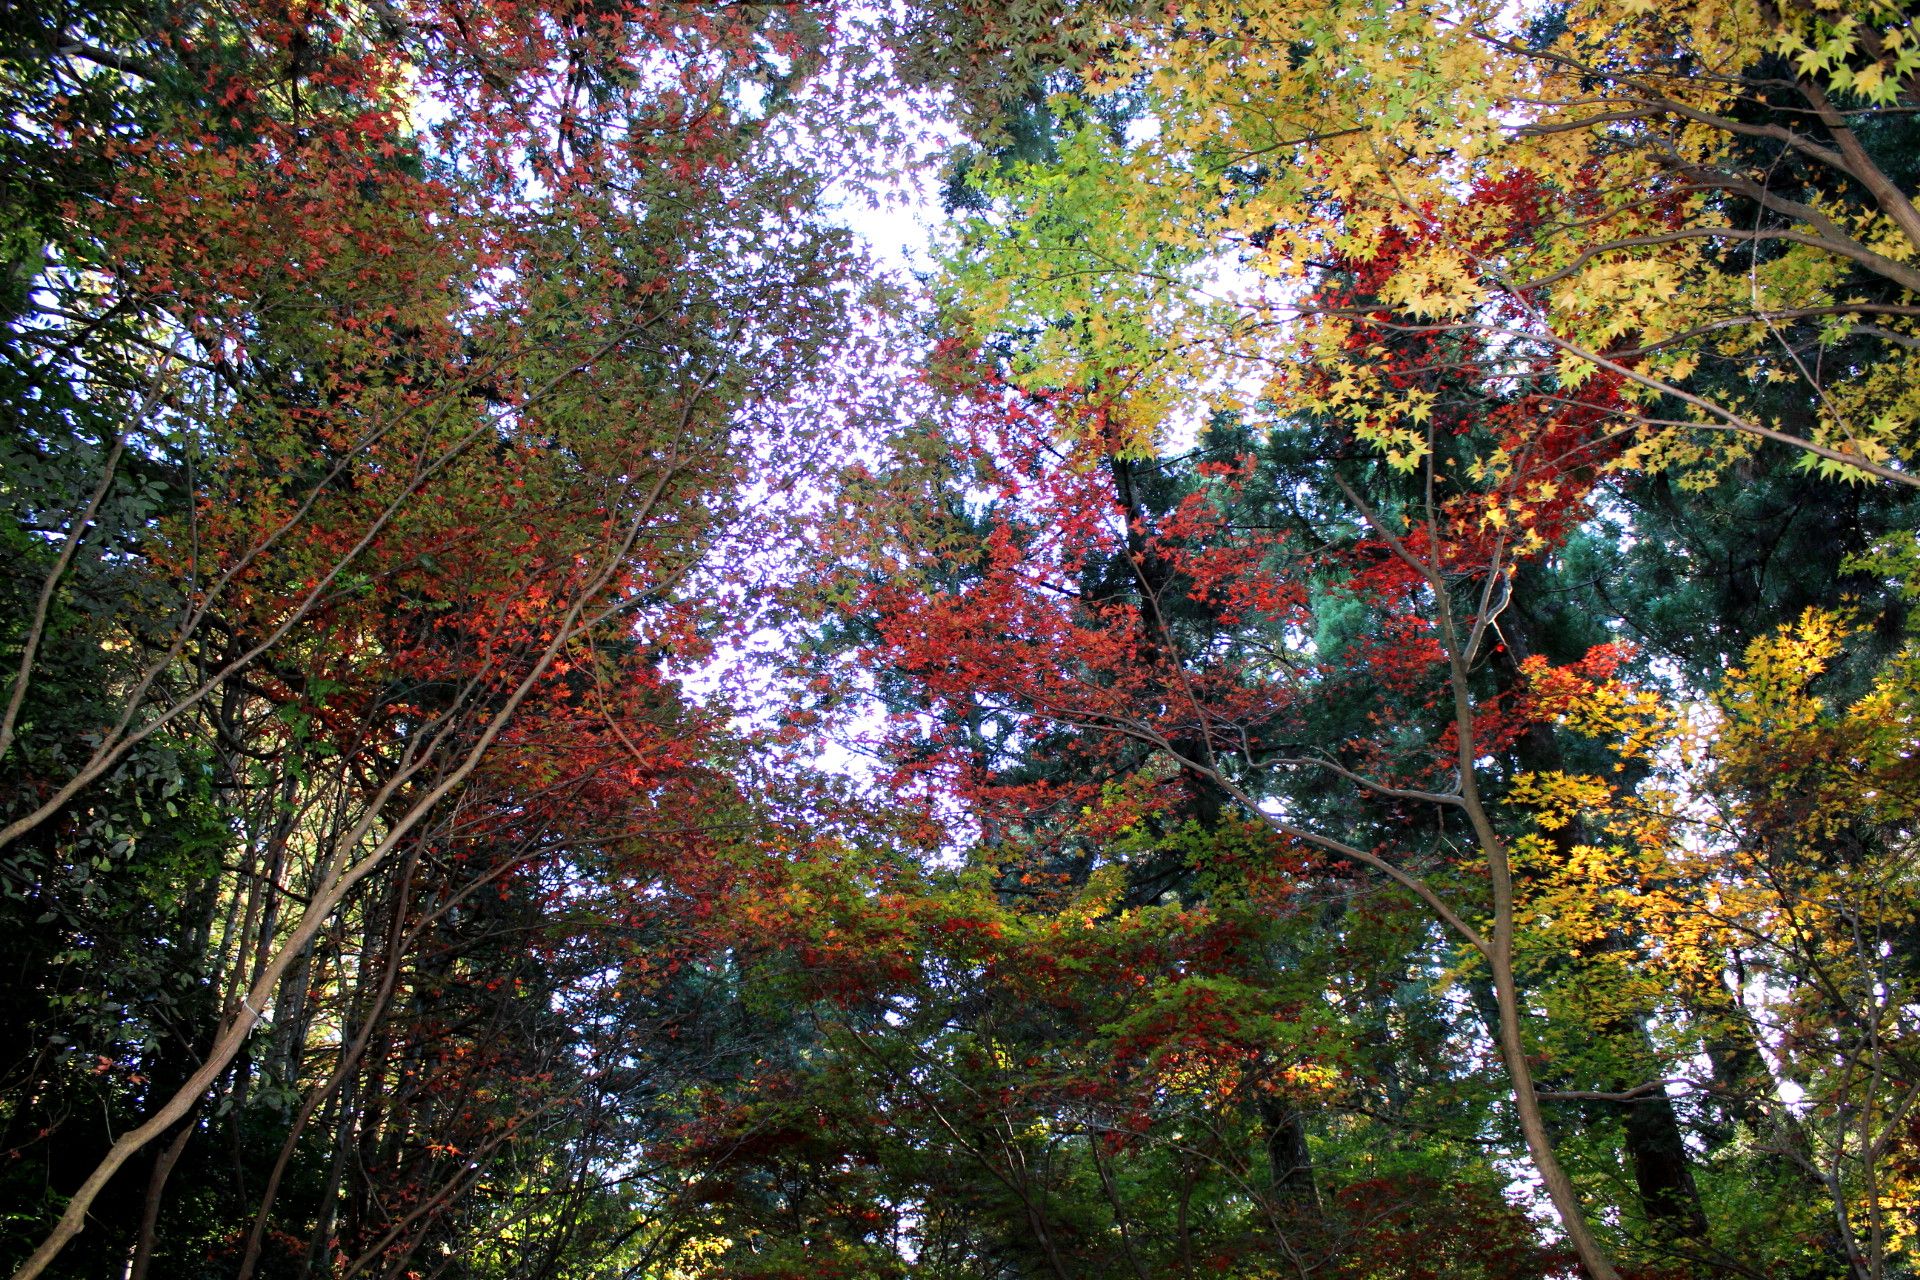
[853,5,1920,1271]
[0,1,864,1275]
[929,0,1920,487]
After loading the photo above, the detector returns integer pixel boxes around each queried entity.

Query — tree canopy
[4,0,1920,1278]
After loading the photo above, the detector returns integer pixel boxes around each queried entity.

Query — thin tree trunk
[127,1119,195,1280]
[1490,591,1708,1243]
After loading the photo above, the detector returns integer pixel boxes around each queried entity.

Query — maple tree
[1,0,876,1276]
[921,0,1920,490]
[789,321,1920,1280]
[820,330,1634,1275]
[809,4,1920,1274]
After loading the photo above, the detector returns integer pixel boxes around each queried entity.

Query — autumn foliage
[5,0,1920,1278]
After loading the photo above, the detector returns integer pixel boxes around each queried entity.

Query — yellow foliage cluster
[942,0,1920,488]
[1496,605,1920,1261]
